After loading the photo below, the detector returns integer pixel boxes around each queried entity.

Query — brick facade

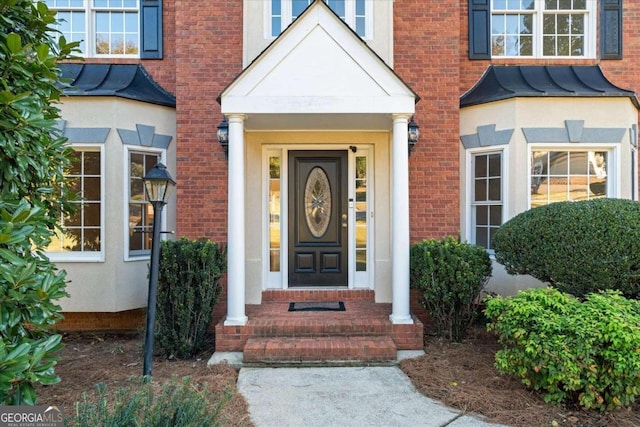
[60,1,640,331]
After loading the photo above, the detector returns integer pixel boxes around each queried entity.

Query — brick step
[261,289,375,303]
[243,336,397,363]
[247,317,392,337]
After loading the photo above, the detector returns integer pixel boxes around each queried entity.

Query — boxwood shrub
[492,198,640,298]
[485,287,640,411]
[156,238,226,359]
[410,236,492,342]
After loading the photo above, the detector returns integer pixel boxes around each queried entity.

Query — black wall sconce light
[408,116,420,155]
[217,116,229,159]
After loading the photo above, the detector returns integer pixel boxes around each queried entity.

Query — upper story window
[45,0,139,57]
[270,0,370,38]
[47,147,104,260]
[491,0,594,58]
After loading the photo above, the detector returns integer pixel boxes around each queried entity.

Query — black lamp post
[142,162,176,377]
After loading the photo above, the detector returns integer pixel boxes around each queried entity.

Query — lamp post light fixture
[142,162,176,377]
[408,116,420,155]
[217,116,229,159]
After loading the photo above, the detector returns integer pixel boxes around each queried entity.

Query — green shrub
[493,198,640,298]
[73,376,231,426]
[410,236,492,342]
[485,287,640,411]
[156,238,226,359]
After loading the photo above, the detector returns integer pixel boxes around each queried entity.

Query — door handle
[341,213,347,228]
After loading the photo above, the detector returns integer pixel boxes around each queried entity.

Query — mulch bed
[400,325,640,427]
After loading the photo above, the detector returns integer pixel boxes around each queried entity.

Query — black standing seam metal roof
[460,65,639,109]
[58,64,176,108]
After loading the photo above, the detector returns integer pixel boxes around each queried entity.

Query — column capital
[226,113,247,123]
[391,113,412,123]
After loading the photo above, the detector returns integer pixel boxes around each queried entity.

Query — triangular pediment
[220,0,417,116]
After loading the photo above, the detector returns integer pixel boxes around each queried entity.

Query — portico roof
[218,0,418,130]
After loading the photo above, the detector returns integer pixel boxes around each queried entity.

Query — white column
[390,114,413,324]
[224,114,248,326]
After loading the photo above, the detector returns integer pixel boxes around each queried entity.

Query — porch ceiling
[219,1,417,124]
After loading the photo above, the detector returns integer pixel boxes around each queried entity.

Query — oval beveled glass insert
[304,167,331,237]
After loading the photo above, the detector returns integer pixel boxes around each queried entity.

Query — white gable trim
[221,1,416,116]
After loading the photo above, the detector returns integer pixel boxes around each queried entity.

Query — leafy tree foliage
[0,0,79,404]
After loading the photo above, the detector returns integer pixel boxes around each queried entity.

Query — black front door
[288,151,348,287]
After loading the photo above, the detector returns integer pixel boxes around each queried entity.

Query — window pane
[475,155,487,177]
[356,249,366,271]
[272,0,281,15]
[488,153,501,176]
[475,180,487,201]
[488,178,501,200]
[65,205,82,227]
[476,227,488,249]
[490,205,502,225]
[83,177,100,200]
[84,203,101,226]
[64,228,82,251]
[568,151,587,174]
[476,205,488,225]
[270,250,280,272]
[83,228,101,251]
[548,152,568,175]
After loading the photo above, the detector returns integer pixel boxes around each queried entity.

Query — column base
[224,315,248,326]
[389,314,414,325]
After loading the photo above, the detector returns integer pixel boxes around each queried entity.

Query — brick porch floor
[214,289,424,363]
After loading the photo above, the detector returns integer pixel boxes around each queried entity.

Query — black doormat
[288,301,345,312]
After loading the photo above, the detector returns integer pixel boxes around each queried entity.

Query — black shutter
[601,0,622,59]
[140,0,163,59]
[468,0,491,59]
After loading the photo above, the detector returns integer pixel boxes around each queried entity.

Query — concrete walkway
[237,366,508,427]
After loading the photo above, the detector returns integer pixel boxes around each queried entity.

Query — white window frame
[124,146,166,262]
[46,144,106,263]
[45,0,140,58]
[265,0,373,40]
[527,144,620,209]
[491,0,596,59]
[465,146,508,251]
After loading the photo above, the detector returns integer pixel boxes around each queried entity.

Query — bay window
[530,149,609,208]
[128,150,161,256]
[471,151,503,250]
[47,147,104,259]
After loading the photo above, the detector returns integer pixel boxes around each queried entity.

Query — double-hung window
[128,150,161,257]
[471,151,503,250]
[45,0,139,57]
[270,0,370,38]
[47,147,104,260]
[490,0,593,58]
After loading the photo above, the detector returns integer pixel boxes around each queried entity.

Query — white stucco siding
[53,97,177,312]
[460,97,638,295]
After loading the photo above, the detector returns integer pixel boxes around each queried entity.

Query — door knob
[341,213,347,228]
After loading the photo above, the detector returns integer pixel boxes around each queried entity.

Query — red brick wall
[56,309,146,331]
[173,1,243,242]
[395,2,462,242]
